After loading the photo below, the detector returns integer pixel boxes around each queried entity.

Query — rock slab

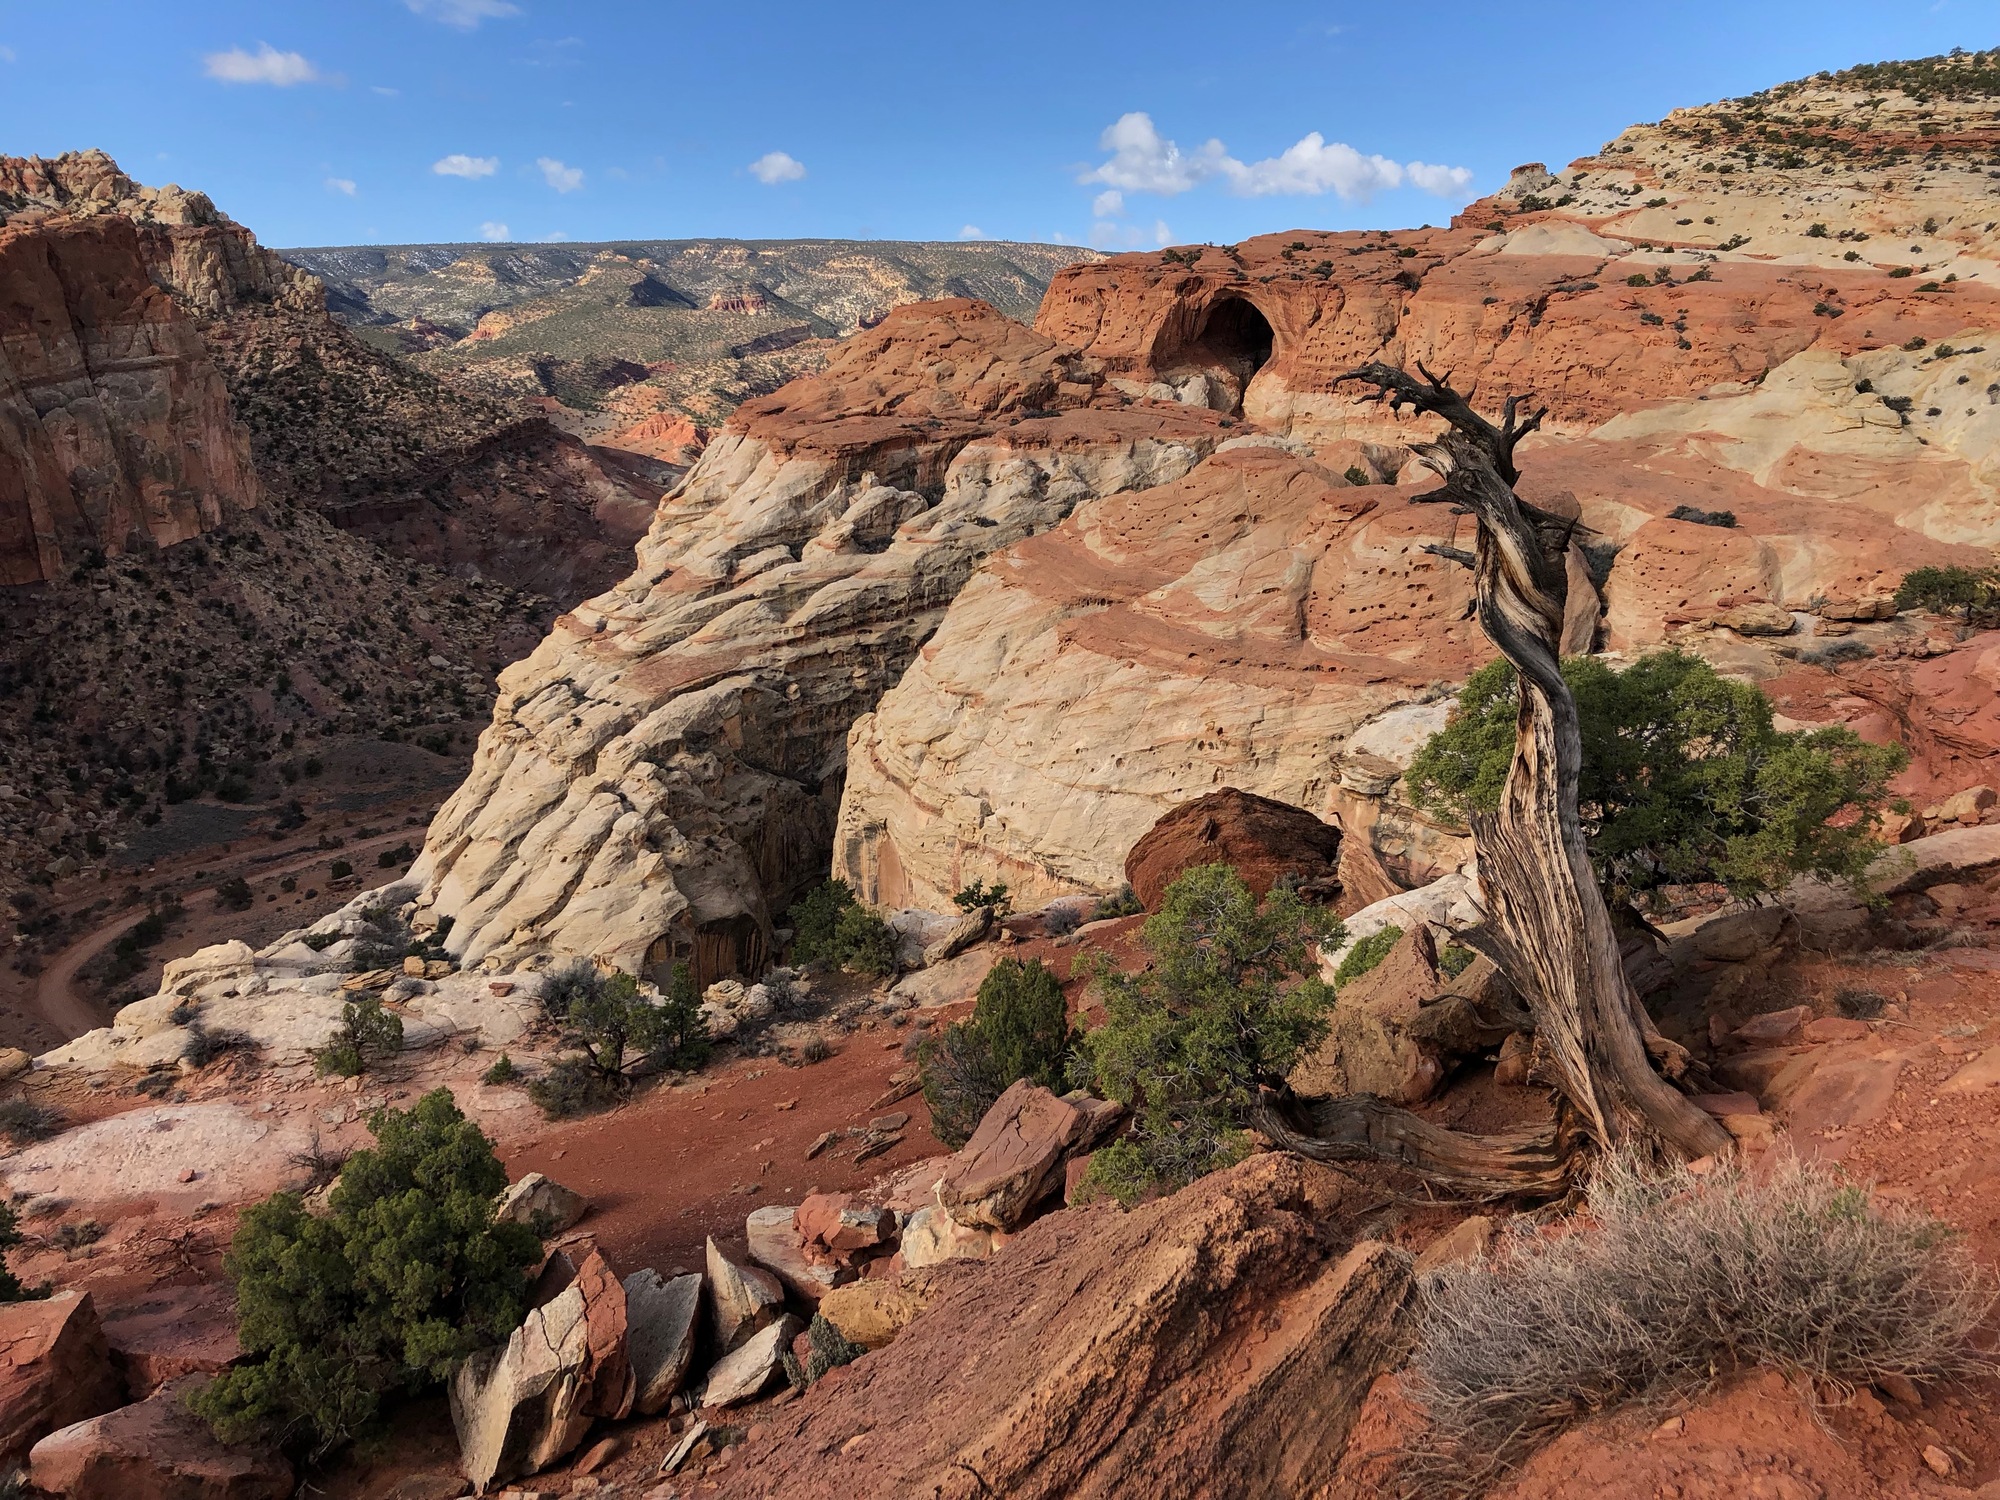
[623,1269,702,1416]
[706,1154,1410,1500]
[28,1375,290,1500]
[0,1290,123,1466]
[449,1248,631,1493]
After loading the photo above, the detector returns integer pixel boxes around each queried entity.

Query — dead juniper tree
[1254,363,1731,1192]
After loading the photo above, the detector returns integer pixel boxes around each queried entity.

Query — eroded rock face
[411,299,1221,982]
[0,1290,122,1466]
[0,212,262,585]
[837,441,1486,910]
[708,1154,1410,1500]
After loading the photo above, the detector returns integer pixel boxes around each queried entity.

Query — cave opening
[1192,296,1275,379]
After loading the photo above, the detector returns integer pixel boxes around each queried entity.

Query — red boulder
[0,1290,123,1466]
[1124,788,1341,911]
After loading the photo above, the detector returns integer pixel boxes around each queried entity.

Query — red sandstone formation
[1124,788,1343,908]
[0,212,262,585]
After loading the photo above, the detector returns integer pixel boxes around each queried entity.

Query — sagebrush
[1405,1151,1992,1493]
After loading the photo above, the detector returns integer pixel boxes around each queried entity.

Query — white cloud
[203,43,319,86]
[1089,217,1173,250]
[480,221,511,241]
[434,153,499,179]
[1219,133,1405,198]
[536,156,584,192]
[1081,112,1473,204]
[0,46,16,64]
[404,0,521,29]
[1407,160,1477,197]
[371,85,400,96]
[325,177,357,195]
[958,224,987,240]
[542,230,572,241]
[748,151,806,185]
[1082,113,1229,195]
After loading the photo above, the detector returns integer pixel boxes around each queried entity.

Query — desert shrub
[52,1220,103,1253]
[191,1090,541,1459]
[538,958,600,1022]
[1043,904,1083,938]
[301,931,341,952]
[1895,564,2000,623]
[0,1098,59,1146]
[1333,925,1403,988]
[286,1131,350,1192]
[1092,884,1144,921]
[1800,638,1876,667]
[527,964,708,1118]
[1407,1152,1992,1490]
[802,1311,866,1383]
[787,879,858,964]
[329,859,353,880]
[918,958,1075,1148]
[1833,985,1888,1019]
[184,1026,255,1069]
[481,1053,517,1085]
[1405,651,1906,905]
[1079,865,1340,1205]
[526,1055,621,1119]
[0,1203,46,1303]
[216,877,254,912]
[953,879,1012,915]
[1438,943,1477,979]
[313,995,404,1078]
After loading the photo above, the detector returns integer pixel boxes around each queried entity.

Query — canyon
[6,45,2000,1500]
[403,52,2000,981]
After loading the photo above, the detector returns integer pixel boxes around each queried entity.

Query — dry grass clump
[1404,1150,1992,1493]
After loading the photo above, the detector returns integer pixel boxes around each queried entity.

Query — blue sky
[0,2,1993,251]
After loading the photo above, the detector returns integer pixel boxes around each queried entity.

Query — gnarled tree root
[1254,1088,1575,1200]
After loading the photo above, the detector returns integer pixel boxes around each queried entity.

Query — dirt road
[30,829,417,1045]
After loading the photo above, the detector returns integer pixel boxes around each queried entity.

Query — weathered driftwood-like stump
[1256,363,1729,1185]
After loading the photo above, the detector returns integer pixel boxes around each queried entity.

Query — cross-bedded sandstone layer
[415,53,2000,971]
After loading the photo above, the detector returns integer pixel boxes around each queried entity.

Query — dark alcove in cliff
[1188,296,1274,381]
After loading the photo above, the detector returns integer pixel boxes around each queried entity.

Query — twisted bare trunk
[1259,364,1729,1182]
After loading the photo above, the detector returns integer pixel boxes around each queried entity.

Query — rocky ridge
[840,51,2000,910]
[0,150,656,599]
[286,236,1100,434]
[409,299,1226,982]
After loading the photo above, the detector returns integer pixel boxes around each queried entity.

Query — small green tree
[787,879,859,965]
[191,1090,540,1458]
[918,958,1075,1147]
[1405,651,1906,906]
[1081,865,1341,1205]
[0,1202,47,1302]
[1895,564,1999,623]
[528,964,710,1119]
[830,905,897,977]
[952,879,1012,915]
[314,995,404,1077]
[787,880,898,976]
